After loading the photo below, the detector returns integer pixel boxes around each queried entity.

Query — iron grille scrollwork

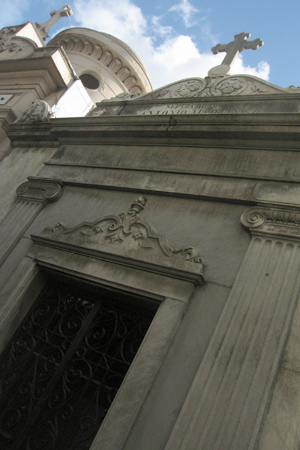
[0,281,156,450]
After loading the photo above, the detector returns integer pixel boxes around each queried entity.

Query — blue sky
[0,0,298,90]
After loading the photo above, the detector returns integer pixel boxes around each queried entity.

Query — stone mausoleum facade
[0,6,300,450]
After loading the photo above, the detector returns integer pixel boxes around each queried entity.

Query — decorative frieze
[137,75,298,100]
[32,195,205,285]
[89,73,300,117]
[0,27,20,53]
[0,27,36,60]
[14,100,52,124]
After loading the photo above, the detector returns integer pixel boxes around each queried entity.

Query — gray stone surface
[0,177,63,266]
[0,256,43,353]
[1,64,300,450]
[165,232,300,450]
[258,284,300,450]
[123,282,230,450]
[0,146,58,223]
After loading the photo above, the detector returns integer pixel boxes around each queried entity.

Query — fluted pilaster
[0,177,63,265]
[166,204,300,450]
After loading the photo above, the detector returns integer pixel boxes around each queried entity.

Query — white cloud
[154,36,200,67]
[72,0,270,89]
[151,16,173,38]
[169,0,198,28]
[0,0,30,29]
[231,59,270,80]
[73,0,146,41]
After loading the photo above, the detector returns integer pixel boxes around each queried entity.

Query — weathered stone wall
[1,82,300,449]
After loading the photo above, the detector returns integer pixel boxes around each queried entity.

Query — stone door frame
[0,240,198,450]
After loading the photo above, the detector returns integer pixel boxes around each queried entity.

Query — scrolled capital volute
[240,207,266,230]
[16,177,63,204]
[241,204,300,240]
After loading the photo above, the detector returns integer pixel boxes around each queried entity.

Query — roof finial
[208,32,263,77]
[35,5,73,41]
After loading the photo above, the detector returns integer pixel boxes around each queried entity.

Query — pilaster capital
[241,203,300,240]
[16,177,63,204]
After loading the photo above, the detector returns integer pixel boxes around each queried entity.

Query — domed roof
[48,27,152,95]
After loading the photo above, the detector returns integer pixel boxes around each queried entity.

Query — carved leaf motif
[43,222,66,236]
[157,89,170,98]
[133,75,290,101]
[15,100,52,124]
[175,80,204,97]
[172,246,204,264]
[39,197,205,270]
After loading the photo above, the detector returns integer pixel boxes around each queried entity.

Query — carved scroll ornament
[0,28,36,59]
[17,177,63,204]
[241,205,300,240]
[0,28,21,53]
[34,196,205,285]
[15,100,52,124]
[129,75,299,101]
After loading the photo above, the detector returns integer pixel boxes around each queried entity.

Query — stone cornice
[16,177,63,204]
[49,113,300,146]
[241,204,300,240]
[8,111,300,150]
[0,46,75,89]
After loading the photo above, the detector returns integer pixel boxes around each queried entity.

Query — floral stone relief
[34,196,205,285]
[140,75,299,100]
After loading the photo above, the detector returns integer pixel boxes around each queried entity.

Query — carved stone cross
[35,5,73,41]
[208,32,263,77]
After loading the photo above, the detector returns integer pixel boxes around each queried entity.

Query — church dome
[48,27,152,102]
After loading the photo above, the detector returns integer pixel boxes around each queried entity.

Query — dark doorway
[0,279,157,450]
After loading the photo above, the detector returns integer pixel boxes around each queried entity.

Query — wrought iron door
[0,280,156,450]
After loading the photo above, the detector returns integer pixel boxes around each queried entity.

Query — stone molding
[16,177,63,205]
[31,195,205,285]
[241,204,300,240]
[51,34,145,95]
